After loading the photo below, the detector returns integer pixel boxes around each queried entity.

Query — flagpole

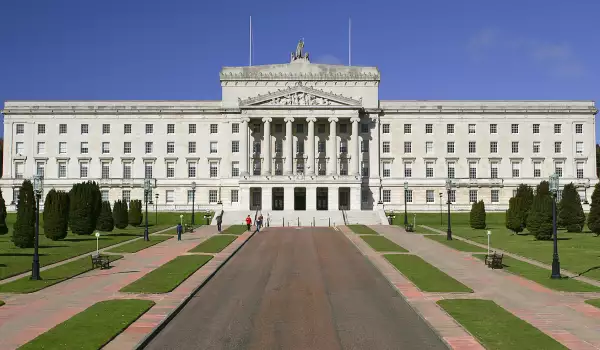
[348,17,352,66]
[249,16,252,66]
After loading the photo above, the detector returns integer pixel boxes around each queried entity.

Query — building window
[490,162,498,179]
[490,141,497,153]
[101,190,109,202]
[188,141,196,154]
[469,190,478,203]
[468,124,475,134]
[534,161,541,178]
[425,141,433,154]
[554,141,562,153]
[317,124,325,134]
[145,142,153,154]
[360,123,369,133]
[80,142,89,154]
[15,142,24,154]
[209,162,218,178]
[297,158,305,174]
[490,124,497,134]
[425,124,433,134]
[448,190,456,203]
[101,162,110,179]
[276,124,284,133]
[405,190,413,203]
[102,124,110,134]
[317,141,325,153]
[253,141,261,154]
[555,161,563,177]
[447,162,455,179]
[361,161,369,177]
[37,142,46,154]
[575,124,583,134]
[145,124,153,134]
[253,124,261,134]
[447,124,454,134]
[425,162,434,178]
[361,140,369,152]
[447,141,455,154]
[511,141,519,153]
[317,160,325,176]
[167,142,175,154]
[36,162,45,177]
[382,190,391,203]
[122,190,131,203]
[383,162,391,178]
[533,141,540,154]
[124,124,132,134]
[576,142,584,154]
[232,123,239,133]
[533,124,540,134]
[121,141,131,154]
[187,190,195,204]
[404,124,412,134]
[208,190,218,204]
[339,159,347,175]
[166,162,175,178]
[382,141,390,153]
[59,124,67,134]
[339,140,347,153]
[187,162,196,178]
[122,163,132,179]
[210,124,218,134]
[14,162,24,179]
[295,123,304,133]
[79,162,89,178]
[512,162,520,178]
[79,124,88,134]
[297,140,304,153]
[58,162,67,178]
[426,190,435,203]
[554,124,562,134]
[468,141,476,153]
[511,124,519,134]
[230,140,239,153]
[167,124,175,134]
[144,162,153,179]
[210,142,218,154]
[165,190,174,203]
[382,124,390,134]
[491,190,499,203]
[189,124,197,134]
[576,162,584,179]
[37,124,45,134]
[231,190,239,203]
[274,141,282,153]
[404,162,412,178]
[469,162,477,179]
[404,141,412,153]
[102,142,110,154]
[231,161,239,177]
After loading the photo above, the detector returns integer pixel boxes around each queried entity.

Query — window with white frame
[404,141,412,153]
[189,124,197,134]
[338,159,347,175]
[318,141,325,153]
[37,142,45,154]
[188,141,196,154]
[144,162,153,179]
[145,142,153,154]
[210,142,218,154]
[533,141,540,154]
[383,162,391,178]
[297,140,305,154]
[468,124,476,134]
[533,124,540,134]
[447,162,455,179]
[58,162,67,178]
[165,190,174,203]
[209,161,218,178]
[576,142,584,154]
[405,189,413,203]
[59,124,67,134]
[468,141,476,153]
[339,140,347,153]
[404,162,412,178]
[188,162,196,178]
[231,141,239,153]
[554,124,561,134]
[167,124,175,134]
[124,124,132,134]
[425,141,433,154]
[187,190,195,204]
[276,159,285,175]
[448,189,456,203]
[491,189,499,203]
[210,124,218,134]
[425,161,434,178]
[59,142,67,154]
[37,124,45,134]
[253,141,261,154]
[490,162,498,179]
[469,189,478,203]
[231,161,239,177]
[101,190,109,202]
[36,162,45,177]
[382,124,390,133]
[382,189,391,203]
[533,161,541,178]
[575,124,583,134]
[145,124,153,134]
[14,162,24,179]
[15,142,24,154]
[447,141,455,153]
[166,162,175,178]
[361,161,369,177]
[80,142,88,154]
[101,162,110,179]
[425,124,433,134]
[490,141,498,153]
[231,189,239,203]
[426,190,435,203]
[576,162,584,179]
[554,141,562,153]
[447,124,454,134]
[122,162,132,179]
[102,124,110,134]
[511,162,520,178]
[317,160,325,176]
[122,190,131,203]
[361,140,369,152]
[490,124,497,134]
[511,124,519,134]
[383,141,390,153]
[555,161,563,177]
[232,123,239,133]
[209,190,218,203]
[276,141,283,153]
[511,141,519,153]
[469,162,477,179]
[81,124,88,134]
[79,162,89,178]
[102,142,110,154]
[404,124,412,133]
[167,142,175,154]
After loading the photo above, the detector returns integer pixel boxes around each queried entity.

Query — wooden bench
[405,224,415,232]
[184,224,194,233]
[484,252,504,269]
[91,254,111,270]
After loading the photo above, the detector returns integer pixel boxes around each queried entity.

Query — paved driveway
[145,227,447,350]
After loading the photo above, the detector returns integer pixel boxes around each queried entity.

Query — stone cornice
[381,105,597,115]
[220,71,380,82]
[238,85,362,108]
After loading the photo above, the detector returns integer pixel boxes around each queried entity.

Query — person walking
[245,215,252,231]
[176,222,183,241]
[257,214,263,232]
[216,214,222,233]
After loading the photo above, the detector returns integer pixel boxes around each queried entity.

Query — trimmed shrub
[515,184,534,227]
[527,193,554,240]
[69,181,102,235]
[506,197,526,235]
[97,201,114,232]
[12,180,36,248]
[0,189,8,235]
[558,183,585,232]
[43,189,70,240]
[128,199,143,227]
[469,200,486,229]
[113,200,129,229]
[587,183,600,236]
[536,181,550,197]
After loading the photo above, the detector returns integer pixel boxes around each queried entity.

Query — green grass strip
[438,299,567,350]
[361,236,407,252]
[189,235,237,253]
[19,299,155,350]
[221,225,247,235]
[120,255,212,294]
[472,255,600,292]
[384,254,473,292]
[106,236,172,253]
[0,255,123,294]
[585,299,600,309]
[426,235,488,252]
[347,225,379,235]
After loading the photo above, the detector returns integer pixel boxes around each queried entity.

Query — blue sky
[1,0,598,138]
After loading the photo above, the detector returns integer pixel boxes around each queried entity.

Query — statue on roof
[291,38,309,62]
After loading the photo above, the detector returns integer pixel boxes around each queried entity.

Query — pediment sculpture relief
[261,92,339,106]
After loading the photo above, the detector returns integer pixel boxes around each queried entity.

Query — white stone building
[1,42,597,222]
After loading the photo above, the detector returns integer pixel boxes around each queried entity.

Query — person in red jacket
[245,215,252,231]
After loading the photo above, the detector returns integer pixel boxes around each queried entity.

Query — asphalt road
[145,227,447,350]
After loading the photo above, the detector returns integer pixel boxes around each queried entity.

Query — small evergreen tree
[97,201,114,232]
[128,199,143,226]
[113,200,129,229]
[43,189,70,240]
[12,180,36,248]
[506,197,526,235]
[587,183,600,236]
[515,184,534,227]
[90,181,103,231]
[0,189,8,235]
[69,181,100,235]
[536,181,550,197]
[470,200,486,229]
[558,183,585,232]
[527,192,554,240]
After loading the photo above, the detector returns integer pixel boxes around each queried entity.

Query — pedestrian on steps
[245,215,252,231]
[216,214,222,232]
[257,214,263,232]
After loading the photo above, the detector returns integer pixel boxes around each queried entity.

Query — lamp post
[445,179,453,241]
[143,178,152,241]
[180,214,184,226]
[31,175,44,280]
[549,173,561,279]
[403,181,409,226]
[191,182,196,225]
[439,192,443,225]
[155,193,159,226]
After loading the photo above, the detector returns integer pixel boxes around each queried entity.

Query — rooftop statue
[291,39,309,62]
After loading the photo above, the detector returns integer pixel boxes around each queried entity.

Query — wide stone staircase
[213,209,387,227]
[343,209,388,225]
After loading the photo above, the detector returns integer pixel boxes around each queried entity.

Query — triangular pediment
[238,85,362,108]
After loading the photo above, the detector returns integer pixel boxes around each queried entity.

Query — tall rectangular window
[231,161,240,177]
[383,162,391,178]
[231,190,239,203]
[167,142,175,154]
[122,190,131,203]
[426,190,435,203]
[575,124,583,134]
[403,141,412,153]
[58,162,67,178]
[188,162,196,178]
[59,124,67,134]
[447,162,455,179]
[36,162,45,177]
[490,162,498,179]
[145,142,153,154]
[102,142,110,154]
[468,141,476,153]
[425,141,433,154]
[489,124,497,134]
[15,142,24,154]
[491,190,499,203]
[511,141,519,153]
[167,124,175,134]
[189,124,197,134]
[122,163,132,179]
[468,124,475,134]
[447,141,455,154]
[124,124,132,134]
[533,124,540,134]
[425,162,434,178]
[37,142,46,154]
[555,161,563,177]
[382,124,390,133]
[405,190,413,203]
[469,162,477,179]
[554,142,562,153]
[425,124,433,134]
[80,142,89,154]
[37,124,45,134]
[102,124,111,134]
[512,162,520,178]
[576,142,584,154]
[511,124,519,134]
[447,124,454,134]
[404,124,412,133]
[188,141,196,153]
[166,162,175,178]
[81,124,88,134]
[231,141,239,153]
[490,141,497,153]
[576,162,584,179]
[14,162,24,179]
[404,162,412,178]
[145,124,153,134]
[165,190,174,203]
[554,124,562,134]
[101,162,110,179]
[145,162,153,179]
[533,141,540,154]
[79,162,89,178]
[382,190,391,203]
[210,161,218,178]
[469,189,478,203]
[232,123,239,133]
[210,124,218,134]
[59,142,67,154]
[210,142,218,154]
[534,161,541,178]
[382,141,391,153]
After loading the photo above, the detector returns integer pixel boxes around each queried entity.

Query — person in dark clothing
[176,223,182,241]
[216,215,222,232]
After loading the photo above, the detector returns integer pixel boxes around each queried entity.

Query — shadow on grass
[72,269,141,279]
[575,265,600,277]
[0,253,48,257]
[38,245,69,249]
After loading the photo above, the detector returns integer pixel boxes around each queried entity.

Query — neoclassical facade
[1,43,598,213]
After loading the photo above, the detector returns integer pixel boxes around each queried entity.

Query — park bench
[484,252,504,269]
[184,224,194,233]
[405,224,415,232]
[91,254,111,270]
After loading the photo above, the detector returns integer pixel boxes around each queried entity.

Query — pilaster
[306,186,317,210]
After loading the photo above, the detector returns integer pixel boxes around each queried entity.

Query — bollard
[313,217,315,227]
[329,217,331,227]
[283,217,284,227]
[297,217,300,227]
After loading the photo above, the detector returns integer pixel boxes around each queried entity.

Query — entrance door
[294,187,306,211]
[250,188,262,210]
[317,187,328,210]
[339,188,350,210]
[272,187,284,211]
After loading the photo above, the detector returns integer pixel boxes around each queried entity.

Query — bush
[0,189,8,235]
[43,189,70,241]
[536,181,550,197]
[69,181,102,235]
[527,193,554,240]
[113,200,129,229]
[506,197,526,234]
[469,200,486,229]
[12,180,36,248]
[97,201,114,232]
[558,183,585,232]
[587,183,600,236]
[515,184,534,227]
[128,200,143,227]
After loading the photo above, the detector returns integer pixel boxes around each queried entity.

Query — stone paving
[0,225,252,350]
[350,224,600,350]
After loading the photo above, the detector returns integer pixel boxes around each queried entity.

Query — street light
[191,182,196,225]
[31,175,44,280]
[549,173,561,279]
[403,181,409,226]
[155,193,159,226]
[439,192,443,225]
[143,178,152,241]
[445,179,454,241]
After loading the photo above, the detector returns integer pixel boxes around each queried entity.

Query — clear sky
[1,0,598,138]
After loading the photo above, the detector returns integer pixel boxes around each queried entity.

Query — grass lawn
[426,235,488,252]
[0,255,123,293]
[347,225,379,235]
[438,299,567,350]
[385,254,473,292]
[106,236,172,253]
[120,255,212,294]
[221,225,247,235]
[189,235,238,253]
[472,254,600,292]
[19,299,155,350]
[360,236,407,252]
[585,299,600,308]
[0,212,195,281]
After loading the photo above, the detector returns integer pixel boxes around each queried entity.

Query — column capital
[328,117,339,123]
[262,117,273,123]
[284,117,295,123]
[306,117,317,123]
[241,117,251,123]
[350,116,361,123]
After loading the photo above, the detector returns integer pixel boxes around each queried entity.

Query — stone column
[307,117,316,175]
[328,117,338,176]
[350,116,360,176]
[240,117,250,176]
[285,117,295,175]
[262,117,272,176]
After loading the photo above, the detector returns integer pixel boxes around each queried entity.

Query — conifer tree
[128,199,143,226]
[506,197,526,234]
[527,189,554,240]
[515,184,534,227]
[43,189,70,240]
[97,201,114,232]
[0,189,8,235]
[12,180,36,248]
[113,200,129,229]
[470,200,486,229]
[69,181,100,235]
[558,183,585,232]
[587,183,600,236]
